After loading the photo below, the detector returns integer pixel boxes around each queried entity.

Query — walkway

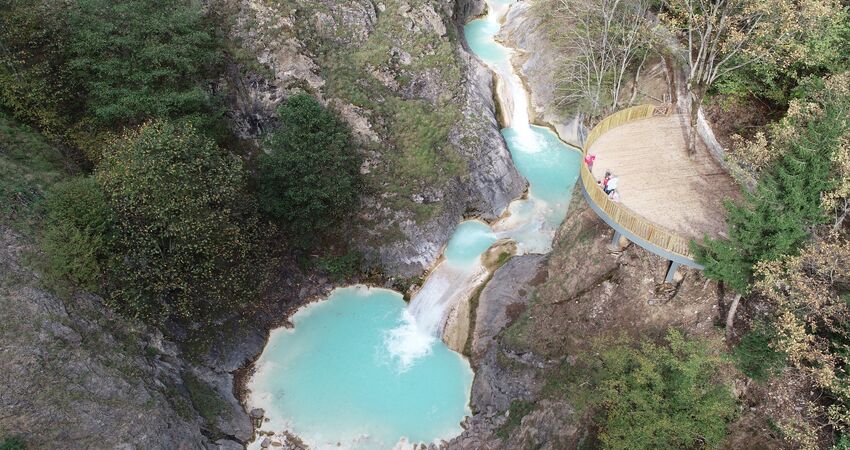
[578,105,740,280]
[588,113,738,240]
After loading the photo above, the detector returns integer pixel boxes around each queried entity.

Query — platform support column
[665,261,681,283]
[611,230,622,248]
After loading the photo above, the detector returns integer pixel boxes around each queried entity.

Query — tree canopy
[585,330,737,450]
[67,0,222,129]
[96,120,267,324]
[258,94,361,244]
[695,72,850,294]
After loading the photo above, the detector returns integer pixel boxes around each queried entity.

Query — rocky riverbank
[444,183,732,448]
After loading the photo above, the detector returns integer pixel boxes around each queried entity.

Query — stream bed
[246,1,581,448]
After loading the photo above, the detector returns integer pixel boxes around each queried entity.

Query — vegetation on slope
[259,94,361,244]
[0,0,363,324]
[574,331,736,450]
[280,0,465,218]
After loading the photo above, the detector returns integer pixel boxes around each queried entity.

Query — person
[599,170,611,189]
[604,175,619,195]
[607,189,620,202]
[584,154,596,171]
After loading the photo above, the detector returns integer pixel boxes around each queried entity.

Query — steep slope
[0,118,249,450]
[219,0,525,275]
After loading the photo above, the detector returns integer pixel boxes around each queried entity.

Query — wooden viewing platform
[579,105,739,281]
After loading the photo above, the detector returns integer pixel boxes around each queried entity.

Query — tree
[0,0,74,137]
[544,0,653,118]
[659,0,812,154]
[695,72,850,331]
[66,0,222,131]
[258,94,361,244]
[756,237,850,448]
[714,2,850,107]
[96,120,267,324]
[585,330,737,450]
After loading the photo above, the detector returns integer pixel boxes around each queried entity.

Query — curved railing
[580,105,700,265]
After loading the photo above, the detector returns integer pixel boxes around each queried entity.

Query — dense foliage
[0,0,73,137]
[0,0,223,160]
[756,238,850,447]
[67,0,222,130]
[695,73,850,293]
[96,121,267,323]
[258,94,361,243]
[583,330,737,450]
[731,324,785,382]
[42,177,112,291]
[714,2,850,107]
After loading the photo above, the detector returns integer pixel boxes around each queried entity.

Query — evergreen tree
[695,78,850,294]
[258,94,361,244]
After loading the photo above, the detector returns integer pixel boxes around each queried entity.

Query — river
[245,1,581,448]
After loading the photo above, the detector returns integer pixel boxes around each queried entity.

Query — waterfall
[385,0,581,369]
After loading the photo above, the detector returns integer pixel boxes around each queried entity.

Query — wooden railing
[581,105,695,260]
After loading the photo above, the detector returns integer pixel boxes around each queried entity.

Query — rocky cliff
[448,186,730,449]
[497,2,586,147]
[218,0,525,277]
[0,226,251,450]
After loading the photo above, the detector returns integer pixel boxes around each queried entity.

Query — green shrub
[0,0,74,137]
[67,0,223,130]
[0,436,26,450]
[182,372,229,427]
[733,324,785,382]
[97,120,267,324]
[584,330,737,450]
[258,94,361,244]
[833,435,850,450]
[496,400,535,439]
[41,177,112,291]
[317,250,362,281]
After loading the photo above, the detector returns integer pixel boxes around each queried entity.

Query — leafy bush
[0,0,74,137]
[258,94,361,244]
[732,324,785,382]
[67,0,222,130]
[317,250,361,281]
[96,120,267,324]
[584,330,737,450]
[0,436,25,450]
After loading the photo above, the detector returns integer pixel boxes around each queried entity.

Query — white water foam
[384,0,578,366]
[386,260,488,369]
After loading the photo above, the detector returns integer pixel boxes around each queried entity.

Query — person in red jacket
[584,154,596,171]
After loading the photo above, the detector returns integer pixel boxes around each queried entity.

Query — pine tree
[695,83,848,294]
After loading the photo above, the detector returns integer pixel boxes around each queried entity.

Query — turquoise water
[464,2,581,253]
[464,19,509,66]
[249,287,473,449]
[248,2,583,448]
[444,220,497,267]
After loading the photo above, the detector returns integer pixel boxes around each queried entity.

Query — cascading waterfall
[390,0,581,367]
[246,1,581,448]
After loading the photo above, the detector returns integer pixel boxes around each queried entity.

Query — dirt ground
[495,189,808,449]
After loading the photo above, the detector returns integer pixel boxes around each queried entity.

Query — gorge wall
[219,0,526,277]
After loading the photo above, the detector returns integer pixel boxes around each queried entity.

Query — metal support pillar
[611,230,622,248]
[665,261,681,283]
